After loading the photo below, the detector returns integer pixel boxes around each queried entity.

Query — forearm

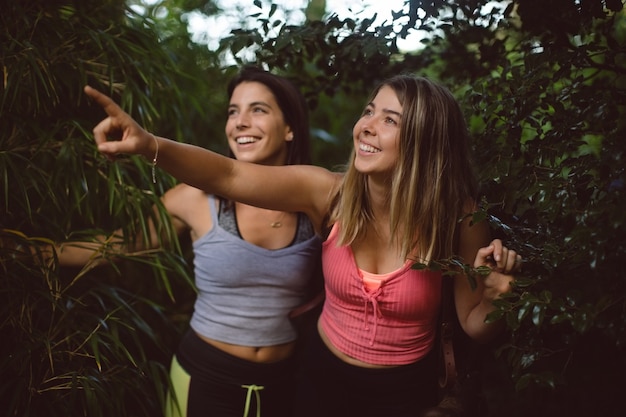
[151,136,235,195]
[462,297,505,344]
[458,268,515,344]
[56,236,126,267]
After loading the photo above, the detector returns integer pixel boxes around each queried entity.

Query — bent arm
[454,212,519,344]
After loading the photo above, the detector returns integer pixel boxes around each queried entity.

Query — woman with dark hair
[57,67,321,417]
[84,74,521,417]
[226,66,311,165]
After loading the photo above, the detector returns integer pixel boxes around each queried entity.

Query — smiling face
[352,85,403,179]
[225,81,293,166]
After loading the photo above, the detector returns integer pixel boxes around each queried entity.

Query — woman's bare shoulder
[162,183,208,214]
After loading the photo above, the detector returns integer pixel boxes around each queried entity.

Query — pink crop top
[319,223,442,365]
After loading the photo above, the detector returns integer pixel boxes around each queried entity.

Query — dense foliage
[1,0,217,415]
[1,0,624,416]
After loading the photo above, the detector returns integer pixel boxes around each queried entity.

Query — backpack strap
[439,275,458,390]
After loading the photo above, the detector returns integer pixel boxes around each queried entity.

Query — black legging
[293,326,438,417]
[176,330,296,417]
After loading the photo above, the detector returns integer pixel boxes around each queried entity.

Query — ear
[285,128,294,142]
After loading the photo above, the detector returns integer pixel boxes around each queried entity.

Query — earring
[286,133,294,141]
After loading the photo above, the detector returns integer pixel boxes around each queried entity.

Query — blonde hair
[331,75,478,263]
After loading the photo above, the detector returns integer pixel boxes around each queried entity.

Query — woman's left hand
[474,239,520,300]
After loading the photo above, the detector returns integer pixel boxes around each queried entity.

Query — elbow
[460,311,506,345]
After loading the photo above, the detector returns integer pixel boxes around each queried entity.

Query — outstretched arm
[1,229,123,269]
[52,206,186,268]
[84,86,340,232]
[54,233,125,268]
[53,180,201,268]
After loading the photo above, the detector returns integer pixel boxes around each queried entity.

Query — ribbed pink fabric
[319,223,442,365]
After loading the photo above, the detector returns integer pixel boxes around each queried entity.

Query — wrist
[149,134,159,183]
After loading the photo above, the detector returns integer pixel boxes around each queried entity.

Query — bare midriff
[195,332,296,363]
[317,321,398,369]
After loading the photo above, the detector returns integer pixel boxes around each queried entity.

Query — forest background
[1,0,625,416]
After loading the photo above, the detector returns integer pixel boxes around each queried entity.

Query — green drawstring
[241,384,264,417]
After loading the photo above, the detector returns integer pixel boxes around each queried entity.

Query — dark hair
[227,66,312,165]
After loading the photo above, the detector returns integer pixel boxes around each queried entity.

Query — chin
[232,152,259,162]
[353,162,371,175]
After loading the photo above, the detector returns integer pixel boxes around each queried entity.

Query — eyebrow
[228,101,272,109]
[367,102,402,118]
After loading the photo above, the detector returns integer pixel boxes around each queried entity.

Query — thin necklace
[270,212,286,228]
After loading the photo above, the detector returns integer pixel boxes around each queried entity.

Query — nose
[360,118,375,136]
[235,112,250,129]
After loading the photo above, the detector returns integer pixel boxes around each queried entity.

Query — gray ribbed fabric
[189,195,322,346]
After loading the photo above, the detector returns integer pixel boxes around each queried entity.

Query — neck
[366,176,391,219]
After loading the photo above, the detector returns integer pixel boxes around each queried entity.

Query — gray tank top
[189,196,322,346]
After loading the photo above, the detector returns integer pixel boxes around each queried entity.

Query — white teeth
[359,142,380,153]
[236,136,258,144]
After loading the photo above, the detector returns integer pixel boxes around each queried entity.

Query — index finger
[84,85,122,116]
